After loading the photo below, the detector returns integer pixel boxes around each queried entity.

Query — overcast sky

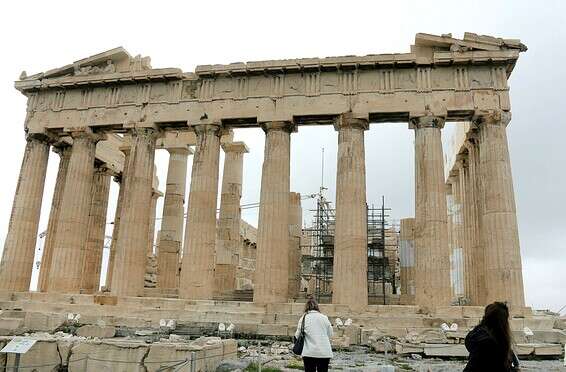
[0,0,564,313]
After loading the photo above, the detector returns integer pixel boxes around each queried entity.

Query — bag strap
[301,313,307,335]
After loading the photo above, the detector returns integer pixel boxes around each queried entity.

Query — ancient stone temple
[2,33,562,365]
[1,33,528,313]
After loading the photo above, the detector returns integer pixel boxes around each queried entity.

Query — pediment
[414,32,527,52]
[20,47,152,81]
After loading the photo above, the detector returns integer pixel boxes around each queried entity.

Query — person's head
[480,302,512,366]
[304,297,320,313]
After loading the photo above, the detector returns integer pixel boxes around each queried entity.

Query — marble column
[158,147,190,290]
[111,128,157,297]
[179,124,222,300]
[105,163,128,291]
[332,114,369,310]
[147,189,162,256]
[465,139,487,305]
[288,192,302,299]
[48,129,99,293]
[412,115,452,308]
[447,177,464,299]
[253,121,293,304]
[399,218,416,305]
[80,165,111,294]
[475,111,525,308]
[0,134,50,291]
[214,142,248,295]
[38,145,71,292]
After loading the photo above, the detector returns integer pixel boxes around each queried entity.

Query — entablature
[16,33,525,134]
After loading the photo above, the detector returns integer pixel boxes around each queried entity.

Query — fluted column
[180,124,222,300]
[147,189,162,256]
[38,145,71,292]
[447,177,464,299]
[412,115,451,308]
[214,142,248,295]
[399,218,416,305]
[80,165,111,294]
[0,134,50,291]
[475,111,525,308]
[465,139,487,305]
[332,114,369,310]
[253,121,293,304]
[105,160,129,291]
[158,147,190,290]
[111,128,158,297]
[48,129,99,293]
[288,192,302,299]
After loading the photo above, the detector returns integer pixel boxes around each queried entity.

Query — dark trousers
[303,357,330,372]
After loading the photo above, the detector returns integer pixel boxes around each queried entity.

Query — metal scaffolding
[300,194,399,304]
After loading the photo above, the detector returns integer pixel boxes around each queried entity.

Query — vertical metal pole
[321,147,325,189]
[382,196,386,305]
[257,340,262,372]
[190,351,196,372]
[14,354,21,372]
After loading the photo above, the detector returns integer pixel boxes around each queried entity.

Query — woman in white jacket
[294,298,333,372]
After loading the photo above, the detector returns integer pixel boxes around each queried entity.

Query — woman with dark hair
[464,302,519,371]
[294,298,333,372]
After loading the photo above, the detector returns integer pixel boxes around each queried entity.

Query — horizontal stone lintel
[25,88,509,133]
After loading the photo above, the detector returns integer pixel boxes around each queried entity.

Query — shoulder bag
[292,313,307,355]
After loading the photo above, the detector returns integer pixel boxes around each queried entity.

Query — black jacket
[464,325,513,372]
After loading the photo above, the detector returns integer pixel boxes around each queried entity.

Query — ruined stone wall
[235,220,257,290]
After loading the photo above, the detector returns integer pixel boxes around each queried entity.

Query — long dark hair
[480,302,513,368]
[304,297,320,313]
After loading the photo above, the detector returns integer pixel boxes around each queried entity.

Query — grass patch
[244,362,282,372]
[285,360,305,370]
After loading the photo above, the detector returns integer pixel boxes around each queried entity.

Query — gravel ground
[245,345,565,372]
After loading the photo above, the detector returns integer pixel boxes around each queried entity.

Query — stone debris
[0,333,236,371]
[76,325,116,339]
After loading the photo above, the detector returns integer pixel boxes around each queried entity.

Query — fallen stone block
[0,318,25,336]
[145,342,202,372]
[395,342,424,355]
[342,325,361,344]
[68,340,150,371]
[423,343,468,357]
[515,344,534,356]
[24,312,65,332]
[533,343,562,356]
[6,340,61,372]
[76,325,116,338]
[330,335,350,350]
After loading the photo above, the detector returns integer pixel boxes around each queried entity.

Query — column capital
[25,132,56,144]
[193,123,224,137]
[52,144,71,157]
[409,115,445,129]
[260,121,295,133]
[334,113,369,131]
[221,141,249,154]
[64,127,106,142]
[167,147,193,156]
[472,110,511,127]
